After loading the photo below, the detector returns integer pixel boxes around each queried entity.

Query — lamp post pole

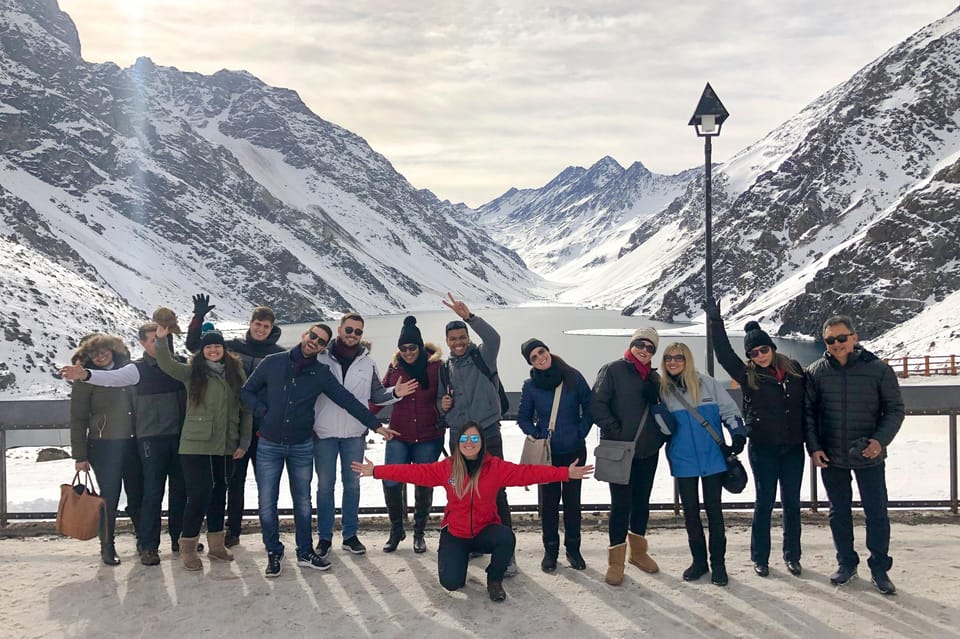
[704,135,714,376]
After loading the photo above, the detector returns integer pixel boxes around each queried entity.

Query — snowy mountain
[0,0,539,396]
[478,7,960,348]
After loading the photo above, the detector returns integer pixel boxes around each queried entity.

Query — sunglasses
[344,326,363,336]
[398,344,419,353]
[824,333,854,345]
[630,339,656,355]
[307,331,328,346]
[663,354,686,363]
[747,345,772,359]
[459,434,481,444]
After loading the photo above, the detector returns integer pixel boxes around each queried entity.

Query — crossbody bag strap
[547,385,562,434]
[628,407,651,445]
[670,386,725,449]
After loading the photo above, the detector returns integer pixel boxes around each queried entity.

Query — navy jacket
[517,373,593,455]
[241,347,381,445]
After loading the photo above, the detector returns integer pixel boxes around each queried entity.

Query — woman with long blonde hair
[353,422,593,602]
[658,342,746,586]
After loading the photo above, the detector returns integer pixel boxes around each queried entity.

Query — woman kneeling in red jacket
[353,422,593,601]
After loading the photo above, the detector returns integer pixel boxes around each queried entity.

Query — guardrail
[885,355,960,377]
[2,386,959,525]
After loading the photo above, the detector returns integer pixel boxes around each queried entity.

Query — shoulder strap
[547,385,562,433]
[631,407,650,445]
[669,385,725,447]
[439,361,451,391]
[468,348,496,381]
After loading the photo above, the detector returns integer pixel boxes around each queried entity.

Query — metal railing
[2,386,959,525]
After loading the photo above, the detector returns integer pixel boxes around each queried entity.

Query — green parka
[69,334,135,462]
[155,338,252,456]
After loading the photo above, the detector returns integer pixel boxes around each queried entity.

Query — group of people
[62,293,905,601]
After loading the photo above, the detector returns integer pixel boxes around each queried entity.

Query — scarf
[205,360,225,376]
[290,344,315,376]
[398,348,430,389]
[624,349,652,380]
[465,455,483,477]
[530,365,563,390]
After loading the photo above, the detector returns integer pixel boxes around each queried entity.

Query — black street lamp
[688,82,729,376]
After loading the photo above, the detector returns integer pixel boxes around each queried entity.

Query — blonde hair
[745,352,802,390]
[659,342,701,404]
[450,424,484,500]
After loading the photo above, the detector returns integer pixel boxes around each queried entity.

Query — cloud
[59,0,958,206]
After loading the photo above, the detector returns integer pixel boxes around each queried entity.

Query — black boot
[412,485,432,554]
[565,536,586,570]
[683,534,708,582]
[99,512,120,566]
[382,484,407,553]
[541,541,559,573]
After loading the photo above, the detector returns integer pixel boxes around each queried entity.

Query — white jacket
[313,342,396,439]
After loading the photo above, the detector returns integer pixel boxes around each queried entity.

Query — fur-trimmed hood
[71,334,131,368]
[389,342,442,367]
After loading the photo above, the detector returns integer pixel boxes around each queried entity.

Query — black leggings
[541,447,585,549]
[87,438,142,543]
[677,472,726,567]
[438,525,516,590]
[608,454,659,545]
[179,454,230,538]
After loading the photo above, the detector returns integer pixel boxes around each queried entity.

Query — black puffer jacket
[803,346,904,469]
[591,359,666,459]
[712,320,805,446]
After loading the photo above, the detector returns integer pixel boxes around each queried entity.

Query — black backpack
[439,349,510,416]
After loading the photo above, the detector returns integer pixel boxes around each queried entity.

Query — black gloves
[724,434,747,456]
[192,293,215,317]
[703,297,722,323]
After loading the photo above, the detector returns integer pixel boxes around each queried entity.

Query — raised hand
[192,293,215,316]
[351,456,376,476]
[442,292,471,320]
[393,378,419,398]
[155,324,170,339]
[568,459,595,480]
[703,298,722,322]
[59,362,88,381]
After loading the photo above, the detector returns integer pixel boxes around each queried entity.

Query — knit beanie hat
[201,321,215,333]
[397,315,424,349]
[630,327,659,352]
[200,330,226,348]
[521,338,548,364]
[743,321,776,355]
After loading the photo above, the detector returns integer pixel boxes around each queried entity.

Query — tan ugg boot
[605,543,627,586]
[628,532,660,573]
[179,536,203,571]
[206,531,235,561]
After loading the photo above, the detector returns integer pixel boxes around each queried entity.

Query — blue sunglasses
[459,434,481,444]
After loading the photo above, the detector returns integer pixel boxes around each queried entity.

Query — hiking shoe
[871,570,897,595]
[224,534,240,548]
[265,552,283,578]
[342,536,367,555]
[830,565,857,586]
[504,555,519,578]
[316,539,332,559]
[297,551,331,571]
[140,549,161,566]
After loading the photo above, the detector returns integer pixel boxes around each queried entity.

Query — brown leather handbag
[56,471,105,540]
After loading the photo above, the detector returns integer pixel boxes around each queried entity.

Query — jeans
[821,462,892,572]
[256,438,315,557]
[314,436,365,541]
[541,447,585,550]
[87,438,143,543]
[179,454,230,538]
[608,453,659,545]
[382,438,444,488]
[748,442,804,564]
[449,428,512,530]
[438,524,516,590]
[227,436,257,537]
[137,435,186,550]
[677,471,726,568]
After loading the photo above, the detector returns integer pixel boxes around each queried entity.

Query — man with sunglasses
[804,315,904,595]
[313,313,414,559]
[241,324,395,577]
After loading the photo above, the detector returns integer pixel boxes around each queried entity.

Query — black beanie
[521,338,548,364]
[200,330,226,348]
[397,315,424,349]
[743,321,776,355]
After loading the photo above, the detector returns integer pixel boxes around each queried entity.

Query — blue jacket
[241,346,381,445]
[517,373,593,455]
[661,374,746,478]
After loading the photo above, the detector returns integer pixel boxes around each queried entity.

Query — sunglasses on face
[92,350,111,358]
[459,434,481,444]
[630,339,656,355]
[824,333,854,345]
[307,331,328,346]
[398,344,419,353]
[748,345,772,359]
[663,354,685,363]
[343,326,363,336]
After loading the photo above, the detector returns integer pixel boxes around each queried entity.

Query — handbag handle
[73,470,100,494]
[667,384,728,454]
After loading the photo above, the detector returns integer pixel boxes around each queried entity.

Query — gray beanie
[630,327,659,352]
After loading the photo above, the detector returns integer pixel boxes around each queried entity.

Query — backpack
[439,348,510,416]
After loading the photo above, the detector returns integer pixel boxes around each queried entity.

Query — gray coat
[436,315,501,436]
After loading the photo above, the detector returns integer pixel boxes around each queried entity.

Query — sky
[57,1,959,207]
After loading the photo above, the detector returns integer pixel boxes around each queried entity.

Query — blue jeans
[256,438,315,557]
[821,462,892,572]
[314,436,365,541]
[382,438,444,488]
[748,442,804,564]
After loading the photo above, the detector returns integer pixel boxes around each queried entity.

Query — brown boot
[206,531,235,561]
[605,543,627,586]
[179,536,203,571]
[627,532,660,573]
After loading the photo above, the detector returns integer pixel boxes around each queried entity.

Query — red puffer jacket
[373,455,569,538]
[382,346,444,443]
